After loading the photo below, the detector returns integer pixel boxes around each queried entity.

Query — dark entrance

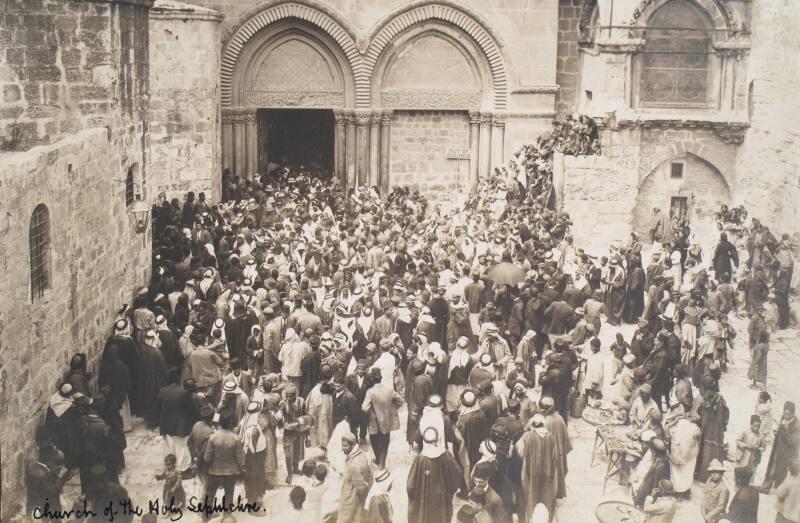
[257,108,335,176]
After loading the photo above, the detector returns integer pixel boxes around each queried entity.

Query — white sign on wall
[445,147,470,160]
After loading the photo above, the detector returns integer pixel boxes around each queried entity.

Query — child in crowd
[755,391,774,443]
[155,453,185,510]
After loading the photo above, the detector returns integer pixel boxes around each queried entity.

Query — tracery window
[640,0,712,107]
[30,204,51,301]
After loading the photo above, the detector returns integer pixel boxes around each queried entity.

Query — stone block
[3,85,21,103]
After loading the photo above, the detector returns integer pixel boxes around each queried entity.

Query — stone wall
[555,0,581,114]
[558,136,639,255]
[736,0,800,235]
[149,1,224,201]
[0,0,151,150]
[389,110,470,202]
[0,129,151,519]
[0,1,153,517]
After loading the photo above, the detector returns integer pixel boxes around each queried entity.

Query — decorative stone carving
[381,90,482,110]
[627,0,743,36]
[479,114,493,126]
[469,112,482,125]
[370,114,382,126]
[244,90,345,108]
[380,113,393,126]
[611,116,749,144]
[511,85,560,95]
[254,39,340,91]
[355,113,372,126]
[492,116,505,128]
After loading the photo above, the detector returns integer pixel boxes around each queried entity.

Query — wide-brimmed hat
[707,459,725,473]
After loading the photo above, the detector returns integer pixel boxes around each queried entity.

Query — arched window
[29,204,51,301]
[125,166,135,206]
[640,0,712,107]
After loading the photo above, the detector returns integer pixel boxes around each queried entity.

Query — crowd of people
[25,115,800,523]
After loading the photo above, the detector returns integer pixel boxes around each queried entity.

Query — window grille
[30,204,50,301]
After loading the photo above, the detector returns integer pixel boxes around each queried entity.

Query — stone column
[369,113,381,187]
[355,111,371,186]
[345,112,357,190]
[244,110,257,180]
[491,115,505,171]
[379,112,392,196]
[334,111,346,185]
[222,109,234,175]
[479,113,492,181]
[468,111,481,189]
[232,113,246,180]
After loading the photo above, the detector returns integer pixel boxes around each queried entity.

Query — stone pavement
[61,316,797,523]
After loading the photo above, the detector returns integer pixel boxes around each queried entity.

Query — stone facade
[390,110,470,201]
[736,0,800,235]
[0,1,153,518]
[188,0,560,193]
[148,1,224,200]
[555,0,581,114]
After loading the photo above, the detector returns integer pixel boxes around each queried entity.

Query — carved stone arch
[221,1,362,108]
[363,1,509,109]
[634,151,732,243]
[640,142,734,190]
[629,0,742,38]
[371,24,493,111]
[233,21,355,108]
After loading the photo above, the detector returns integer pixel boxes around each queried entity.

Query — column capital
[492,115,505,128]
[479,113,493,126]
[354,110,372,126]
[380,111,394,126]
[369,114,382,127]
[468,111,482,125]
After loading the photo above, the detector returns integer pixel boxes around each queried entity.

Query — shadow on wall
[633,153,731,247]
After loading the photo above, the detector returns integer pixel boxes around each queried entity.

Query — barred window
[640,0,711,106]
[30,204,51,301]
[125,166,135,206]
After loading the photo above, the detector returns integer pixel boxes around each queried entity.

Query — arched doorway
[222,9,358,183]
[633,153,731,246]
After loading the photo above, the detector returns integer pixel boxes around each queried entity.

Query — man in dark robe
[407,427,464,523]
[299,335,322,398]
[155,314,182,372]
[407,360,434,445]
[762,401,800,491]
[456,389,488,471]
[514,414,559,520]
[104,319,140,415]
[428,287,450,349]
[138,330,169,428]
[44,383,81,468]
[604,258,626,325]
[696,380,729,482]
[226,300,256,363]
[623,254,646,323]
[712,232,738,283]
[26,434,67,519]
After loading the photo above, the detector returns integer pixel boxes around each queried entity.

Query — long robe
[138,343,169,426]
[604,266,626,324]
[226,312,255,363]
[763,416,800,489]
[104,335,140,415]
[696,393,728,481]
[407,452,463,523]
[457,408,489,469]
[623,266,645,323]
[544,412,572,499]
[306,382,334,449]
[516,428,559,520]
[666,415,701,493]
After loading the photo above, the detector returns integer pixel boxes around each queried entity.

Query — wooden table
[589,425,632,494]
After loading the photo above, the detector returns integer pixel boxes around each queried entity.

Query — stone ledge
[86,0,155,7]
[150,0,224,21]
